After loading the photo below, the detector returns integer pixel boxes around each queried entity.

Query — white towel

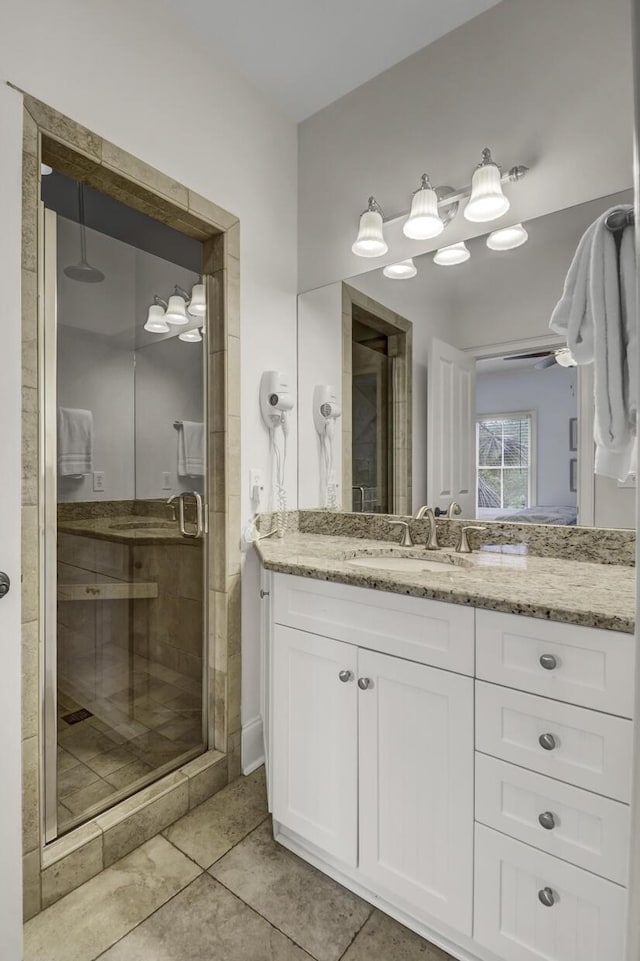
[57,407,93,477]
[550,206,637,481]
[177,421,204,477]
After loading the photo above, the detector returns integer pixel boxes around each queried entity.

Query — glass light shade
[144,303,169,333]
[486,223,528,251]
[352,209,388,257]
[464,162,510,222]
[383,258,417,280]
[188,283,207,316]
[165,293,189,325]
[179,327,203,343]
[555,347,577,368]
[403,185,444,240]
[41,163,53,176]
[433,242,471,266]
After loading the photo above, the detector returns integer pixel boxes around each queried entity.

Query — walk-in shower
[41,172,209,838]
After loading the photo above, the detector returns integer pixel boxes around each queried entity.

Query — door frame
[19,90,242,917]
[465,335,592,524]
[342,283,413,515]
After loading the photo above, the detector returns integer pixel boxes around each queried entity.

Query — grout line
[335,910,373,961]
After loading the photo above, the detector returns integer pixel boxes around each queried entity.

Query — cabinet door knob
[539,733,557,751]
[357,677,372,690]
[338,670,353,683]
[0,572,9,599]
[538,811,556,830]
[539,654,558,670]
[259,589,270,599]
[538,887,556,907]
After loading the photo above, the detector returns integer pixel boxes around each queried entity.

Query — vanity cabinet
[264,572,632,961]
[270,574,475,935]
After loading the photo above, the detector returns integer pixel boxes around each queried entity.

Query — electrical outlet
[93,471,105,492]
[161,472,172,490]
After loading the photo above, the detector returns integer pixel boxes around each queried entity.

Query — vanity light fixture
[164,286,190,325]
[383,258,418,279]
[351,149,528,258]
[188,282,207,317]
[352,197,388,258]
[178,326,203,343]
[144,296,170,333]
[486,222,529,250]
[555,347,577,368]
[464,148,511,223]
[433,242,471,266]
[403,174,444,240]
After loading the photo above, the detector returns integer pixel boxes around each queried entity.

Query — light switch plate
[93,471,105,492]
[162,472,172,490]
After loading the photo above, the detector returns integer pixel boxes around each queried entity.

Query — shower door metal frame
[40,204,211,843]
[41,205,59,843]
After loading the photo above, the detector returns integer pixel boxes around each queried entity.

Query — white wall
[2,0,298,784]
[135,337,204,501]
[476,366,578,508]
[0,84,26,960]
[298,0,633,292]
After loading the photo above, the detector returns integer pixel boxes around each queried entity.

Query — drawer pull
[539,653,558,670]
[538,811,556,830]
[357,677,373,690]
[539,733,557,751]
[538,886,556,907]
[338,670,354,683]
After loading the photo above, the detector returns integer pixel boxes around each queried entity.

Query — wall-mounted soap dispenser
[313,385,341,508]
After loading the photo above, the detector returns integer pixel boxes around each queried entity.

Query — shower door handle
[0,572,10,598]
[177,491,205,539]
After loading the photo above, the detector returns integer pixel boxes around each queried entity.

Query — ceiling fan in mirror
[503,347,577,370]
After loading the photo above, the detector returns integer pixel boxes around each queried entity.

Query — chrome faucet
[389,520,414,547]
[414,506,440,550]
[456,525,487,554]
[435,502,462,519]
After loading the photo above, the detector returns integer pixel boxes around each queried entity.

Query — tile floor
[57,647,203,832]
[25,767,454,961]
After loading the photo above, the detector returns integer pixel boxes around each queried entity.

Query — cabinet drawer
[476,610,634,717]
[475,754,630,884]
[273,573,474,674]
[474,825,626,961]
[476,682,633,801]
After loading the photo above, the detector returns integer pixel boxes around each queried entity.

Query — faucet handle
[389,520,414,548]
[456,525,487,554]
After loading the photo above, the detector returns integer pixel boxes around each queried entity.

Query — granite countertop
[256,532,636,633]
[58,515,198,546]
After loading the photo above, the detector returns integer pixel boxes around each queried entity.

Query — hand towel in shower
[177,420,205,477]
[550,205,637,480]
[57,407,94,477]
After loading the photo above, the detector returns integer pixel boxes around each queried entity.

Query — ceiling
[167,0,503,120]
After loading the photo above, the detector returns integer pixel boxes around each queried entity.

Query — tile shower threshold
[40,749,228,908]
[56,745,207,837]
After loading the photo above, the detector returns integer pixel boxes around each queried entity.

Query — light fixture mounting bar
[380,164,529,226]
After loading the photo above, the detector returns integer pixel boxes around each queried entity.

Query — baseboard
[241,716,264,775]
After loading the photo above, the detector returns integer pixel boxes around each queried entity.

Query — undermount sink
[109,521,175,531]
[345,553,467,574]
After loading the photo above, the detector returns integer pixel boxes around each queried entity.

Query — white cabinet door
[427,337,476,518]
[474,824,626,961]
[271,625,358,865]
[358,649,474,933]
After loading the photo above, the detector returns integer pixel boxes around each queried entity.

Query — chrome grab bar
[167,491,205,539]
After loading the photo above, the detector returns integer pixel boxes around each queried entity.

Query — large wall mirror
[298,188,635,530]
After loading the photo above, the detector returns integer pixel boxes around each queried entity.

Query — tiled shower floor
[25,768,454,961]
[57,644,203,831]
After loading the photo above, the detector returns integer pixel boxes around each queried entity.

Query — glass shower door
[42,175,208,839]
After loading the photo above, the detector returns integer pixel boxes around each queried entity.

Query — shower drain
[61,708,94,725]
